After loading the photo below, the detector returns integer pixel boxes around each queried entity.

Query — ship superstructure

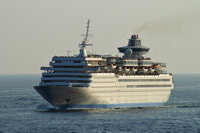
[34,20,174,109]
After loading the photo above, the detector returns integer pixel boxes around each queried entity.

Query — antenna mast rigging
[85,19,90,42]
[78,19,92,57]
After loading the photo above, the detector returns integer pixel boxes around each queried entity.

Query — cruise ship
[34,20,174,109]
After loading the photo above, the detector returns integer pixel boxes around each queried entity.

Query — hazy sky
[1,0,200,74]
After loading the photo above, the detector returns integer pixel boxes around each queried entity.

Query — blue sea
[0,74,200,133]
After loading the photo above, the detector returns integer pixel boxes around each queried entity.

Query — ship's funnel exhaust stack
[118,35,149,58]
[128,35,141,47]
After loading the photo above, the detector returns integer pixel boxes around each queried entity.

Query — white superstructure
[34,20,174,109]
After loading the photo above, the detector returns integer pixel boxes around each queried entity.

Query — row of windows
[42,80,91,83]
[53,71,93,73]
[124,61,137,63]
[127,84,172,88]
[43,75,92,78]
[142,62,151,65]
[53,66,84,68]
[118,79,170,82]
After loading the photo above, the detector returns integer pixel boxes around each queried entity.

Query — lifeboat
[122,67,130,74]
[130,67,137,74]
[155,65,163,74]
[108,64,117,71]
[112,64,117,70]
[148,67,155,74]
[136,67,147,75]
[143,67,148,74]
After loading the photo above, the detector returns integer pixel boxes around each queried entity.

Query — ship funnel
[118,35,150,58]
[128,35,141,47]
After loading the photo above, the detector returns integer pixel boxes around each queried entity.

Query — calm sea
[0,74,200,133]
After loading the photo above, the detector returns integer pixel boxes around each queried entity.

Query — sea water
[0,74,200,133]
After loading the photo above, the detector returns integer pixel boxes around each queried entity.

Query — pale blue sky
[0,0,200,74]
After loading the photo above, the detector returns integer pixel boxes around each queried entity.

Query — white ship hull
[34,73,173,109]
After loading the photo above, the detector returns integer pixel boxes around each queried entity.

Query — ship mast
[85,19,90,42]
[78,19,92,57]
